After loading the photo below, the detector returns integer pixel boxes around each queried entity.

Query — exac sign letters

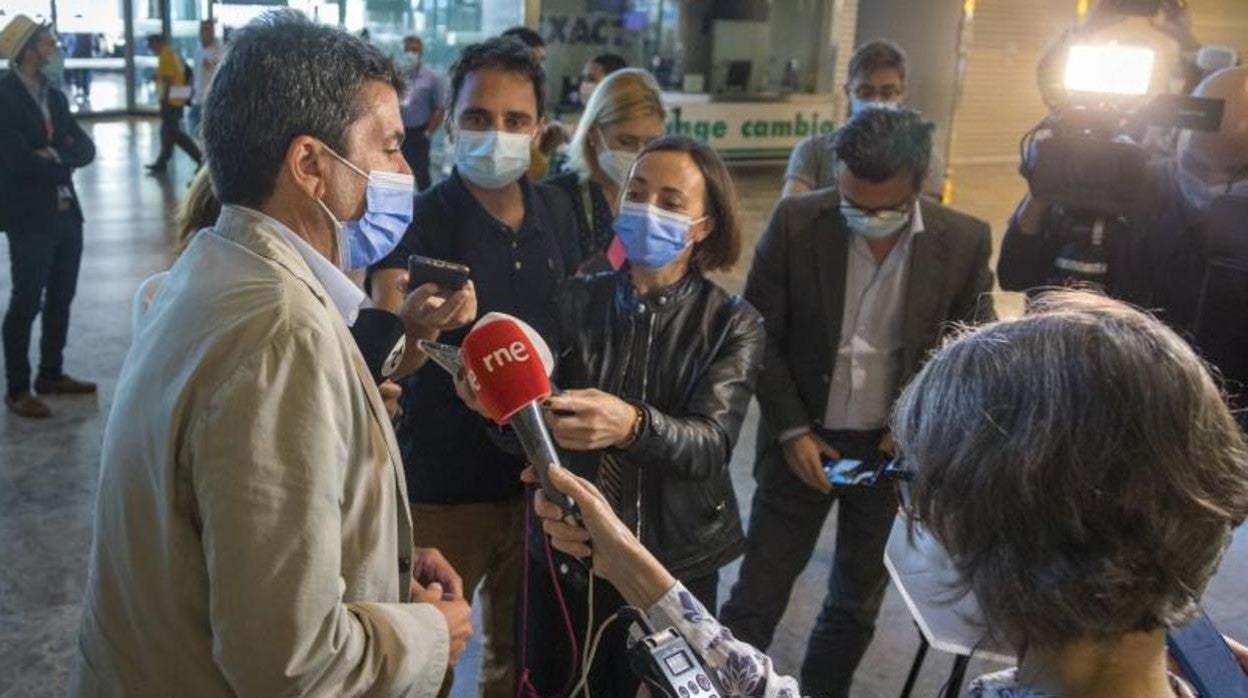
[543,15,634,49]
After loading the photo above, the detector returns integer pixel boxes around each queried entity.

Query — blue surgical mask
[396,51,422,72]
[43,47,66,88]
[840,202,912,240]
[454,129,532,189]
[613,201,705,269]
[850,98,901,116]
[317,148,415,270]
[1178,166,1248,214]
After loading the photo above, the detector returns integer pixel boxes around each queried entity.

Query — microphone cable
[517,487,583,698]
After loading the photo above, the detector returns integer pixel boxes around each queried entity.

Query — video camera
[1019,43,1224,289]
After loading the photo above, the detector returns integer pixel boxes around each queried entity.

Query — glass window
[539,0,656,114]
[56,0,129,113]
[131,0,164,110]
[170,0,206,76]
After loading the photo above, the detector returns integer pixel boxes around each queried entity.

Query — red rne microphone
[461,313,575,515]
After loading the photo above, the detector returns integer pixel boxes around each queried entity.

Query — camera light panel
[1064,44,1155,96]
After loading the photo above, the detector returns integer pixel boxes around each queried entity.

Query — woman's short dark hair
[848,39,907,83]
[833,106,933,191]
[201,10,402,208]
[449,37,546,119]
[892,290,1248,649]
[635,136,742,274]
[591,52,628,75]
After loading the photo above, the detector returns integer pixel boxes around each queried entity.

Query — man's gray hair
[201,10,402,207]
[892,290,1248,648]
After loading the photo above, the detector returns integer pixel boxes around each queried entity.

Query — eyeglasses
[871,455,917,519]
[852,84,903,101]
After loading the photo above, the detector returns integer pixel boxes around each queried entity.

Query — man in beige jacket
[71,11,476,696]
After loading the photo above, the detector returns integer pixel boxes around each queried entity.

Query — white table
[883,516,1015,697]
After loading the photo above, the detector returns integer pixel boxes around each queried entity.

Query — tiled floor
[1,119,1244,697]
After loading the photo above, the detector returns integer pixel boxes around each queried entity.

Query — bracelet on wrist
[617,403,645,449]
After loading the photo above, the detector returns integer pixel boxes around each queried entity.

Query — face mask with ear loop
[612,201,708,269]
[454,129,533,189]
[1178,165,1248,214]
[840,201,914,240]
[593,129,639,186]
[314,146,415,270]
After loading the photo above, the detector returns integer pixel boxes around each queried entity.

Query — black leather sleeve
[627,299,766,481]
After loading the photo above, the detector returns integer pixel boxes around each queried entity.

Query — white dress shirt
[824,204,924,431]
[781,204,924,442]
[243,206,369,325]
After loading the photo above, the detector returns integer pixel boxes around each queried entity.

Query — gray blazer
[71,206,450,697]
[744,189,997,436]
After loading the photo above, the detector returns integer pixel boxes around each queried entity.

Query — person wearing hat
[0,15,97,419]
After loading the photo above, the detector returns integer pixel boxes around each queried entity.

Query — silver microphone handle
[510,401,577,514]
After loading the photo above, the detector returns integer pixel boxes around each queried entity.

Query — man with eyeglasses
[720,106,996,698]
[782,39,945,199]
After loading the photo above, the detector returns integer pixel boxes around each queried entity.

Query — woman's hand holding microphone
[521,464,676,610]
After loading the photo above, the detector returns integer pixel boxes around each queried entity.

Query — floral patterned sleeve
[645,583,804,698]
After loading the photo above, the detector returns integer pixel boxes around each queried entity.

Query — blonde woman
[173,167,221,254]
[545,67,666,272]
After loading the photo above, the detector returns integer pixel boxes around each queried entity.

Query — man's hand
[379,380,401,419]
[1015,194,1050,236]
[1080,0,1130,35]
[411,547,464,600]
[1153,0,1199,51]
[543,389,638,451]
[782,432,839,494]
[397,276,478,335]
[412,582,472,666]
[33,147,58,161]
[878,431,898,459]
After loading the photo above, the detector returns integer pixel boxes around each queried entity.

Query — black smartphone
[407,254,470,291]
[1166,609,1248,698]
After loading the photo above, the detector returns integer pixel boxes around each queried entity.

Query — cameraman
[998,66,1248,335]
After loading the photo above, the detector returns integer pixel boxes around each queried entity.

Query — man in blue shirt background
[398,35,446,191]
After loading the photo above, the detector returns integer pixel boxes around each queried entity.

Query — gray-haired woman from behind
[892,290,1248,697]
[531,290,1248,697]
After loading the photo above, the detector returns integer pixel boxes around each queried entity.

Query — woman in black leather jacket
[517,135,766,697]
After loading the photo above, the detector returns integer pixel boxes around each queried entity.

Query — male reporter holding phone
[73,13,471,696]
[369,37,579,698]
[719,107,996,697]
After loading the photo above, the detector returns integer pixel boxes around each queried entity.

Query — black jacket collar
[614,268,702,315]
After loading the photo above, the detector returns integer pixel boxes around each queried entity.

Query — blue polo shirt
[371,170,580,504]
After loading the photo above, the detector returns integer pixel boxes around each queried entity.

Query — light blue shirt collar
[218,205,368,325]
